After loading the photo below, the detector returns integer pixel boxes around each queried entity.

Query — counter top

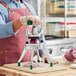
[0,57,76,76]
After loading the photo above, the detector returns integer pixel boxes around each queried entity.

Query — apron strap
[23,1,32,14]
[0,1,32,13]
[0,2,8,8]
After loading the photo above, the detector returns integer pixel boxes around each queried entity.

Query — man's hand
[20,16,41,25]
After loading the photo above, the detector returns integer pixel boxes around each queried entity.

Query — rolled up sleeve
[0,12,16,39]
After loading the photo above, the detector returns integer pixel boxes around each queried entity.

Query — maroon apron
[0,1,33,66]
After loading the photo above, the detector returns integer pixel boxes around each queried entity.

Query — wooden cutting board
[4,62,67,74]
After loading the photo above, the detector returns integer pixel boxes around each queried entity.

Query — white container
[46,22,61,36]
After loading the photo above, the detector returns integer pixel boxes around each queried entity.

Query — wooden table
[0,58,76,76]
